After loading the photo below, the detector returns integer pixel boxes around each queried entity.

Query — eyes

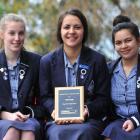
[115,38,134,46]
[62,24,83,30]
[8,30,25,36]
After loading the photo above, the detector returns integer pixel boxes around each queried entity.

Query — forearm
[86,97,109,119]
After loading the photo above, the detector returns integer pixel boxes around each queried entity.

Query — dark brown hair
[112,15,139,44]
[57,8,88,44]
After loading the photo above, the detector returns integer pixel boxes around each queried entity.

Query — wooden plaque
[55,86,84,121]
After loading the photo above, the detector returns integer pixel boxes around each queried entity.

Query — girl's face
[61,15,84,49]
[114,29,140,60]
[0,21,25,53]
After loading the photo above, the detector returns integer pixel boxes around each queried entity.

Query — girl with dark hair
[102,15,140,140]
[39,8,110,140]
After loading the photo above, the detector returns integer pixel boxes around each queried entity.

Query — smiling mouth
[67,37,78,41]
[11,44,22,48]
[121,51,130,55]
[12,42,21,45]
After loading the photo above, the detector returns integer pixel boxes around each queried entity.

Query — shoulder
[41,48,61,63]
[107,57,121,73]
[83,47,106,62]
[21,50,41,66]
[23,50,41,59]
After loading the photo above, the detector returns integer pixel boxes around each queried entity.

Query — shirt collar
[113,60,121,73]
[63,51,80,68]
[8,58,20,70]
[113,60,137,79]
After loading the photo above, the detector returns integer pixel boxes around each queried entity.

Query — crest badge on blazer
[0,67,8,80]
[137,76,140,88]
[19,62,29,80]
[79,64,89,80]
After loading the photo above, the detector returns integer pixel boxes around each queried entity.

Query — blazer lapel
[18,51,29,88]
[0,50,11,92]
[52,48,66,87]
[136,55,140,113]
[77,47,91,86]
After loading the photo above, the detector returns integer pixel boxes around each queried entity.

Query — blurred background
[0,0,140,60]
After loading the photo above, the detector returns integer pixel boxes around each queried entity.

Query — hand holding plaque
[55,86,84,123]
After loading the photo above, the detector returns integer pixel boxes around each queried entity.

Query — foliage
[0,0,140,60]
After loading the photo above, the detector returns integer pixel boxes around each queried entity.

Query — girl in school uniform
[0,13,43,140]
[39,8,110,140]
[102,15,140,140]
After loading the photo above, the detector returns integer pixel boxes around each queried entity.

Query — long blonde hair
[0,13,26,48]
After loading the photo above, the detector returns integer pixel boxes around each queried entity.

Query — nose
[121,42,127,48]
[15,34,20,40]
[69,27,75,33]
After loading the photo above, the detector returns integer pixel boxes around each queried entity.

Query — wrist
[84,105,89,117]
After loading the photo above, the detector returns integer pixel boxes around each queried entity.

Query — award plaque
[55,86,84,121]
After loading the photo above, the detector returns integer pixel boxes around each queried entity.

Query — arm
[39,55,54,117]
[20,53,46,119]
[0,110,29,122]
[86,56,110,120]
[122,113,140,132]
[126,113,140,128]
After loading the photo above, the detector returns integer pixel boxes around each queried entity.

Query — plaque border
[55,86,84,121]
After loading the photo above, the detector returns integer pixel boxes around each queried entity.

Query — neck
[122,54,138,77]
[5,50,20,66]
[64,45,82,64]
[122,55,138,67]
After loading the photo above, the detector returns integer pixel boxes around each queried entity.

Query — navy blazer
[0,49,44,118]
[108,55,140,126]
[39,46,110,120]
